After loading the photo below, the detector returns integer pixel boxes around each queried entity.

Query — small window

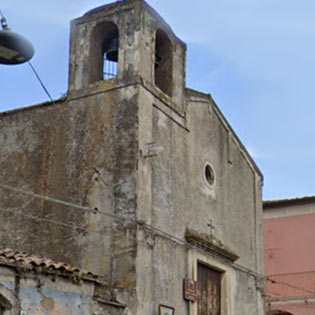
[204,163,215,187]
[154,29,173,96]
[89,22,119,83]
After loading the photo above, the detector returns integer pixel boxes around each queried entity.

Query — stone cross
[207,220,215,237]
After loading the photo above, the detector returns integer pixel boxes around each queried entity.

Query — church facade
[0,1,265,314]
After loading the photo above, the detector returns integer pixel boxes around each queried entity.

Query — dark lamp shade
[0,30,35,65]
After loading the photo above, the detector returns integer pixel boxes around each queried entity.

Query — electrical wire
[0,182,190,247]
[265,276,315,297]
[1,181,315,297]
[0,181,203,252]
[0,184,285,280]
[28,62,54,102]
[0,206,110,236]
[0,182,139,225]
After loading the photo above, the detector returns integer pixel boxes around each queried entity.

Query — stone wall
[134,84,264,314]
[0,83,139,283]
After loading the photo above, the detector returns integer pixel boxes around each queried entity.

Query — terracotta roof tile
[0,246,97,282]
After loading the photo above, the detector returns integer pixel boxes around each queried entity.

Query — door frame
[188,249,234,315]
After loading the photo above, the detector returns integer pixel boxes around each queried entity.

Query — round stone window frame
[203,163,216,188]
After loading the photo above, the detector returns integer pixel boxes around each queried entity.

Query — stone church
[0,0,265,314]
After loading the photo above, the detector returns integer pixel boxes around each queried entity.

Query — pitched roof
[264,195,315,209]
[0,246,97,283]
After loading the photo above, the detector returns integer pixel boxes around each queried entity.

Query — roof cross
[207,220,215,237]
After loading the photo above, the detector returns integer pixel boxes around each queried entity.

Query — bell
[155,54,162,69]
[0,18,35,65]
[104,38,118,62]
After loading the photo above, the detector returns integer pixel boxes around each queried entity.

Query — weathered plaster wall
[0,267,95,315]
[18,279,93,315]
[0,83,139,283]
[186,90,262,272]
[264,211,315,275]
[135,82,264,314]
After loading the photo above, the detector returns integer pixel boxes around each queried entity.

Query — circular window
[204,164,215,186]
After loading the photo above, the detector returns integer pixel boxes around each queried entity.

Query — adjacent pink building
[264,196,315,315]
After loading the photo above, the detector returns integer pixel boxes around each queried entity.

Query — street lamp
[0,16,34,65]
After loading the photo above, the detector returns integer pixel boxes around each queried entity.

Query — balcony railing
[265,271,315,301]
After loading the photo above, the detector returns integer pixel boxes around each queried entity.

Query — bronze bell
[155,54,162,69]
[104,38,118,62]
[0,18,35,65]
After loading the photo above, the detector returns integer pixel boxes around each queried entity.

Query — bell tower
[65,0,188,312]
[68,0,186,111]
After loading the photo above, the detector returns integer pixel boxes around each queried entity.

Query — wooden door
[197,263,221,315]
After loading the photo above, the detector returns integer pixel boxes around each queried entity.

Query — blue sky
[1,0,315,200]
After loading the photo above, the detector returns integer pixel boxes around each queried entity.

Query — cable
[1,197,313,297]
[0,182,138,225]
[2,181,315,296]
[0,182,187,247]
[0,181,263,275]
[0,182,285,278]
[0,181,201,254]
[265,276,315,297]
[0,181,260,275]
[0,206,110,236]
[0,182,271,281]
[28,62,54,102]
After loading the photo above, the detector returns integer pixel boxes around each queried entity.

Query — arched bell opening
[89,21,119,83]
[154,29,173,97]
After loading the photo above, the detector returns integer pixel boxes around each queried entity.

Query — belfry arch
[89,21,119,83]
[154,29,173,96]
